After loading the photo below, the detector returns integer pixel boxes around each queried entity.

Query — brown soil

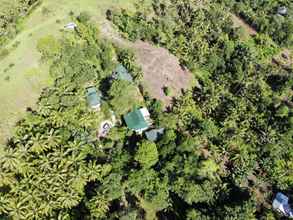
[132,41,193,108]
[272,49,293,70]
[231,14,257,36]
[100,21,193,108]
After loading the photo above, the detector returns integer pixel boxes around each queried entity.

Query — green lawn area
[0,0,140,144]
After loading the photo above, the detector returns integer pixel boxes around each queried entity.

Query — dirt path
[230,13,257,36]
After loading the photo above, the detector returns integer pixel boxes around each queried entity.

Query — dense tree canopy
[0,0,292,219]
[222,0,293,46]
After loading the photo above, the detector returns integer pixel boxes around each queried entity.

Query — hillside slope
[0,0,141,144]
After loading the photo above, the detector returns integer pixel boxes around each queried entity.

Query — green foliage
[135,140,159,168]
[0,48,9,60]
[77,11,91,23]
[109,79,142,115]
[37,35,61,60]
[111,1,293,218]
[163,86,171,96]
[198,159,220,180]
[276,105,290,118]
[227,0,293,46]
[116,47,143,82]
[187,209,211,220]
[0,0,40,46]
[1,1,293,219]
[85,193,109,219]
[223,199,257,220]
[127,169,170,214]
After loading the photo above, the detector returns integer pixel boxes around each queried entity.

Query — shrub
[0,49,9,60]
[163,86,171,96]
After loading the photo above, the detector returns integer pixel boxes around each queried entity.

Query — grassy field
[0,0,139,144]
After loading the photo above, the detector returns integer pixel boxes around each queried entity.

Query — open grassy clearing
[0,0,143,144]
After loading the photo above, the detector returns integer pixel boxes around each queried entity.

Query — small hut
[86,87,102,111]
[277,6,288,16]
[64,22,77,30]
[113,64,133,82]
[272,193,293,217]
[124,108,152,133]
[145,128,165,142]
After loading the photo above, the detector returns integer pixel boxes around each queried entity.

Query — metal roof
[275,193,289,205]
[113,64,133,82]
[278,6,287,15]
[64,22,77,29]
[273,193,293,217]
[86,87,101,107]
[124,109,149,131]
[145,128,165,142]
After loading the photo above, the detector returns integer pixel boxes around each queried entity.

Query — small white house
[278,6,287,16]
[98,120,114,138]
[273,192,293,218]
[64,22,77,30]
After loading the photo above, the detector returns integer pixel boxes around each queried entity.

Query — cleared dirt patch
[231,14,257,37]
[100,22,194,108]
[132,41,193,108]
[272,49,293,70]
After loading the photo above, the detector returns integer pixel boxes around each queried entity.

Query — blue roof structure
[273,193,293,217]
[113,64,133,82]
[145,128,165,142]
[86,87,102,108]
[124,109,149,132]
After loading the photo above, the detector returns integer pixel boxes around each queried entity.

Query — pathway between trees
[230,13,257,36]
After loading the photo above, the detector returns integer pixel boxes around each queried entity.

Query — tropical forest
[0,0,292,219]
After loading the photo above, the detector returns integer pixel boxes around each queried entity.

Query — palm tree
[6,198,27,220]
[0,170,16,187]
[1,148,20,171]
[0,193,8,214]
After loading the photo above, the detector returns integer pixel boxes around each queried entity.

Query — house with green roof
[86,87,102,111]
[113,64,133,82]
[123,107,152,133]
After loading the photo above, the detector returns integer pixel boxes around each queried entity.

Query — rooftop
[145,128,165,142]
[278,6,287,15]
[86,87,102,109]
[124,108,151,132]
[273,193,293,217]
[64,22,77,29]
[113,64,133,82]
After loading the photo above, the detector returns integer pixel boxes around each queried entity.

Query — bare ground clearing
[100,21,194,108]
[133,41,193,107]
[230,14,257,36]
[272,49,293,70]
